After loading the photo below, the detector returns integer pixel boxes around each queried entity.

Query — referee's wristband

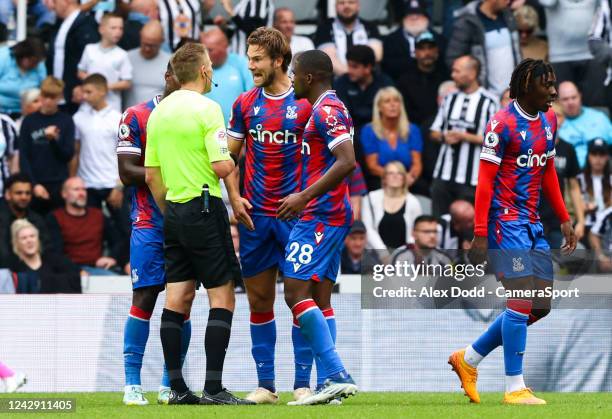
[230,152,238,165]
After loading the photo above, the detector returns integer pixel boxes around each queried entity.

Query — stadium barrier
[1,287,611,393]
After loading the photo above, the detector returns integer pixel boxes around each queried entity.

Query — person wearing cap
[558,81,612,169]
[340,220,380,274]
[576,138,611,240]
[446,0,521,97]
[397,31,449,126]
[382,0,445,83]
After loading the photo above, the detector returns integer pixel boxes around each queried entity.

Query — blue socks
[292,321,312,389]
[123,306,151,386]
[250,311,276,392]
[315,308,336,389]
[502,301,531,376]
[292,300,346,380]
[161,318,191,388]
[472,311,504,358]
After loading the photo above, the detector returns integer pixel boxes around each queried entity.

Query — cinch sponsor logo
[516,149,547,167]
[248,124,298,144]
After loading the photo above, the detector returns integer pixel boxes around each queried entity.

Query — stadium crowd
[0,0,611,293]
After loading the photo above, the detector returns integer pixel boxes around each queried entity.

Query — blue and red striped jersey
[479,101,557,224]
[300,90,354,227]
[227,87,312,216]
[116,95,163,230]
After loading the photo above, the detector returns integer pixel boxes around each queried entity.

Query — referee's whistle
[202,184,210,214]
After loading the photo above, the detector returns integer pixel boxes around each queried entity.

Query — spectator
[313,0,383,76]
[19,77,75,215]
[15,88,42,132]
[72,74,122,212]
[273,7,315,57]
[0,38,47,118]
[10,219,81,293]
[0,174,51,268]
[349,162,368,220]
[430,55,499,217]
[360,86,423,191]
[362,161,422,251]
[391,215,452,265]
[540,103,586,248]
[577,138,611,235]
[438,79,458,101]
[46,177,122,276]
[589,0,612,114]
[118,0,159,51]
[159,0,205,51]
[218,0,274,56]
[382,0,445,82]
[446,0,521,97]
[589,206,612,272]
[500,87,511,107]
[334,45,393,144]
[124,20,171,108]
[438,199,475,249]
[202,27,253,125]
[0,113,18,196]
[78,13,133,112]
[397,31,449,126]
[558,81,612,168]
[47,0,100,114]
[341,220,380,274]
[540,0,603,106]
[514,4,547,61]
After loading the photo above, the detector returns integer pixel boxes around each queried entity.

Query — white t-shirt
[290,34,315,56]
[483,28,514,97]
[78,43,133,112]
[74,105,122,189]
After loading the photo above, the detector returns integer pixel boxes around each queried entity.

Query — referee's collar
[513,100,539,121]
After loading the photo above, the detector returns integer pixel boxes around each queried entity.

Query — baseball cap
[349,220,366,235]
[588,138,609,155]
[415,31,437,47]
[403,0,428,17]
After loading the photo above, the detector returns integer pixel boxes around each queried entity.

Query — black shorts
[163,196,241,289]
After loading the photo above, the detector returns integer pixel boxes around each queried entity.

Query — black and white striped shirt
[437,213,458,249]
[0,113,17,194]
[159,0,202,51]
[230,0,275,56]
[430,87,499,187]
[589,0,611,85]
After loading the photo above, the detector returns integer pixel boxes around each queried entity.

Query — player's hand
[468,236,488,265]
[560,220,577,255]
[44,125,60,141]
[106,188,123,209]
[95,256,117,270]
[277,193,308,220]
[231,196,254,231]
[33,184,50,200]
[574,221,585,241]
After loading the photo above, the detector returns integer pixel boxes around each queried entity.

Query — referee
[144,43,252,406]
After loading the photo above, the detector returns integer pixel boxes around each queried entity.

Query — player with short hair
[117,64,190,406]
[277,49,358,405]
[448,59,577,405]
[226,27,324,404]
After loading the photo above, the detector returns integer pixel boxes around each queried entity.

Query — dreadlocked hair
[509,59,554,99]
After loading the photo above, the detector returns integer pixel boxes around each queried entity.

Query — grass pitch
[1,392,611,418]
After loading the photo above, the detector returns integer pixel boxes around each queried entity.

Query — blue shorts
[488,220,553,281]
[282,219,349,283]
[130,227,165,289]
[239,215,296,278]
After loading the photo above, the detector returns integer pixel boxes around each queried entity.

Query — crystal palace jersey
[479,101,557,224]
[227,87,312,216]
[116,95,163,230]
[300,90,354,227]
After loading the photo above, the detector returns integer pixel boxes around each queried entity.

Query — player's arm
[277,141,356,220]
[224,135,254,230]
[118,154,145,186]
[108,80,132,92]
[117,109,145,186]
[541,157,576,253]
[145,166,167,213]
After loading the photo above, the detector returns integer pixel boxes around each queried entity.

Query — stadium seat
[274,0,318,21]
[359,0,388,22]
[414,194,432,215]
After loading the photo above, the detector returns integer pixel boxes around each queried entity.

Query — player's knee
[132,286,162,312]
[246,287,274,312]
[529,307,551,323]
[313,294,331,310]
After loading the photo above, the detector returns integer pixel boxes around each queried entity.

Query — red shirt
[51,207,104,265]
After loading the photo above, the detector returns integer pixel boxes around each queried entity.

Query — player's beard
[257,69,276,88]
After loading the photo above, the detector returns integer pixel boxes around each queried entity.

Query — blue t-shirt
[360,122,423,170]
[558,106,612,168]
[205,53,254,125]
